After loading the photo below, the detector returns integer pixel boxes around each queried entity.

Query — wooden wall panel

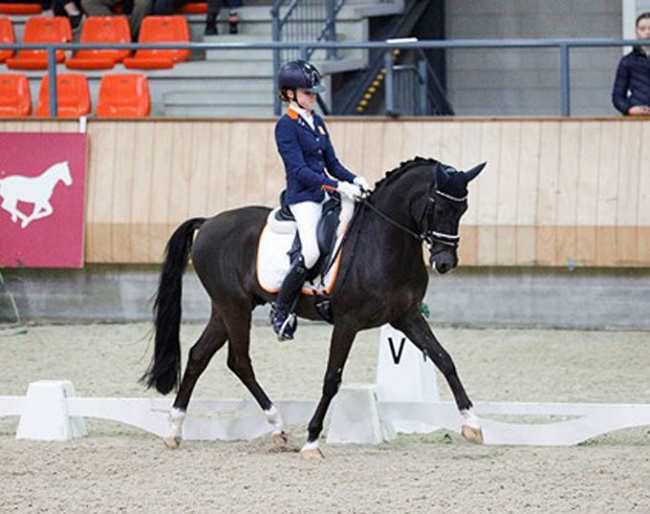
[5,118,650,267]
[516,122,541,265]
[86,122,117,262]
[130,122,156,262]
[495,122,520,265]
[638,123,650,263]
[575,122,600,266]
[616,122,642,265]
[535,121,561,265]
[555,122,581,267]
[457,122,483,265]
[475,121,501,265]
[595,121,621,266]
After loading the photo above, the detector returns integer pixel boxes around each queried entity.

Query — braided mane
[372,156,439,192]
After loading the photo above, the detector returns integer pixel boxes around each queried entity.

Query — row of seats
[0,2,209,15]
[0,72,151,117]
[0,15,190,70]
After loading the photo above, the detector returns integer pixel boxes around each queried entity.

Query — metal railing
[384,48,454,116]
[271,0,346,114]
[0,38,647,118]
[271,0,345,61]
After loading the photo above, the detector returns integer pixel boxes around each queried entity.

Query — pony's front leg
[391,307,483,444]
[302,323,357,459]
[264,404,287,444]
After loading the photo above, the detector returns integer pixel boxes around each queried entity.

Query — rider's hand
[337,181,363,201]
[353,176,372,192]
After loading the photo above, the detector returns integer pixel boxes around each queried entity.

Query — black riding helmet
[277,60,326,100]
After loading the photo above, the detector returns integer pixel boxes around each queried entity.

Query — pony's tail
[141,217,207,395]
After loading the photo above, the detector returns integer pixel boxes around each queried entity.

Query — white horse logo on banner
[0,161,73,229]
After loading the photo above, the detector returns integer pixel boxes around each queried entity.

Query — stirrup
[278,313,297,342]
[272,309,297,342]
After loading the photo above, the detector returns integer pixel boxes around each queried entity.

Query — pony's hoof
[300,448,325,460]
[272,431,288,445]
[461,424,484,444]
[163,436,181,449]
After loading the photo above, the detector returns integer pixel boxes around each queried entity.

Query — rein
[360,197,424,242]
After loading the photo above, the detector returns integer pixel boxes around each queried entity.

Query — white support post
[326,384,393,444]
[16,380,87,441]
[377,324,440,433]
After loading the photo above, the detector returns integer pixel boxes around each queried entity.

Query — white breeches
[289,199,323,269]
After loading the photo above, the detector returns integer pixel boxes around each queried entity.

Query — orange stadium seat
[96,74,150,117]
[176,2,207,14]
[0,3,43,14]
[35,74,91,117]
[0,73,32,117]
[0,16,15,63]
[66,16,131,70]
[6,17,72,70]
[123,16,189,70]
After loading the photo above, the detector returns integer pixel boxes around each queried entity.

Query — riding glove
[353,176,372,192]
[337,181,363,201]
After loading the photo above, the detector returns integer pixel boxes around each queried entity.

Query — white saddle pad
[256,197,355,295]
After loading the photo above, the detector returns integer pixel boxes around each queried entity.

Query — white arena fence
[1,326,649,446]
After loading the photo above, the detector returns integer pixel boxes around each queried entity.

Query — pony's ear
[464,162,486,183]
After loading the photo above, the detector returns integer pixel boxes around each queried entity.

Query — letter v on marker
[388,337,406,364]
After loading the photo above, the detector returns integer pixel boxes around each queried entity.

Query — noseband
[361,177,466,250]
[420,188,466,249]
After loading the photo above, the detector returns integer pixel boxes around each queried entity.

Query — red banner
[0,133,87,268]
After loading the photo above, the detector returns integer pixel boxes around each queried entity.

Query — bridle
[360,174,467,250]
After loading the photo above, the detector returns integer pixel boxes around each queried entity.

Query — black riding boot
[271,258,307,341]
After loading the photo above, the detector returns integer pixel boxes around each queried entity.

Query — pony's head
[425,160,485,274]
[52,161,72,186]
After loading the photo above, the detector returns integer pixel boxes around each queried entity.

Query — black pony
[142,157,485,458]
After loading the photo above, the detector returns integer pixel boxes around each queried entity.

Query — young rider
[272,60,370,341]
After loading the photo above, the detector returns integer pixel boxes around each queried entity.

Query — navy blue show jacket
[612,47,650,115]
[275,109,356,206]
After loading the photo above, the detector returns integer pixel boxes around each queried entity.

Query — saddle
[256,193,355,315]
[273,195,342,280]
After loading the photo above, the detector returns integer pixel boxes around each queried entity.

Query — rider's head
[277,60,325,112]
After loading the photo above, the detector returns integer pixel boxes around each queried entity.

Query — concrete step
[164,89,271,105]
[164,103,274,118]
[202,60,273,77]
[204,35,273,61]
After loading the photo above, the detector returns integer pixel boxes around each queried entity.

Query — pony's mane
[372,156,439,192]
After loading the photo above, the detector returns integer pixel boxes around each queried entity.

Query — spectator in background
[54,0,84,31]
[205,0,240,36]
[0,0,83,30]
[81,0,151,40]
[151,0,240,36]
[612,12,650,115]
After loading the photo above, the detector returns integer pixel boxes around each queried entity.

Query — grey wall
[445,0,623,116]
[2,266,650,330]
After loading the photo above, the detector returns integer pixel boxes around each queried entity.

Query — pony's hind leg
[391,306,483,444]
[223,305,287,445]
[164,309,228,449]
